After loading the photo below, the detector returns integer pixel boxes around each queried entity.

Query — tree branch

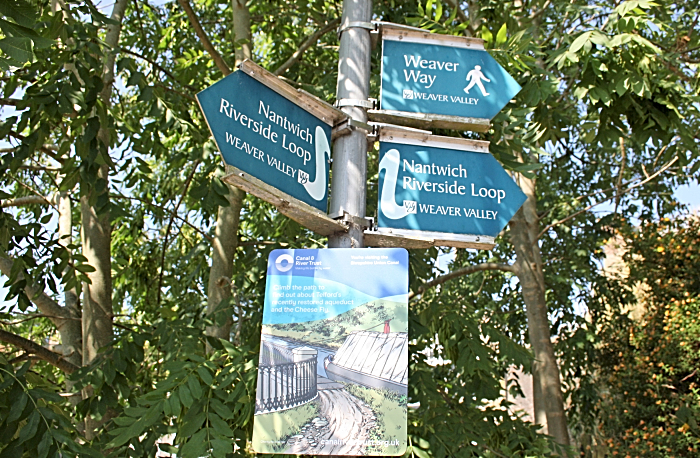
[1,195,53,208]
[536,156,680,240]
[7,131,65,164]
[0,98,23,106]
[0,329,79,374]
[443,0,469,24]
[409,262,516,299]
[110,193,214,243]
[177,0,232,76]
[120,47,197,93]
[156,160,200,306]
[237,239,278,246]
[1,314,79,326]
[0,257,67,320]
[273,18,341,76]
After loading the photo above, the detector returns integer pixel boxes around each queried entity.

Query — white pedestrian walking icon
[464,65,490,97]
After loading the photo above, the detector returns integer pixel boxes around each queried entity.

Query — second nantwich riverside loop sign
[374,127,526,249]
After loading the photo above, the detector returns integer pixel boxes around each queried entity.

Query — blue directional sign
[377,136,526,238]
[197,70,333,211]
[380,34,521,120]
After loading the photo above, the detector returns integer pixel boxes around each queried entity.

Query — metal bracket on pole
[337,20,376,39]
[329,210,373,229]
[331,117,375,140]
[335,98,376,110]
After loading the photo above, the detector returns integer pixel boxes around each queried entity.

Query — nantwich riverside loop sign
[197,60,348,236]
[368,126,527,250]
[370,24,522,133]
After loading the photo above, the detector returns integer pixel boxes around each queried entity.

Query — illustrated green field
[263,299,408,349]
[253,401,319,453]
[343,383,408,455]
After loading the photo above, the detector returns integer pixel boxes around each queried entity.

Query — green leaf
[0,18,53,48]
[179,411,206,437]
[0,0,37,27]
[36,431,52,458]
[495,23,507,46]
[76,263,96,273]
[7,391,27,422]
[17,409,40,444]
[480,25,493,44]
[169,390,181,417]
[187,375,203,399]
[179,429,207,458]
[410,445,430,458]
[0,36,33,63]
[570,32,591,53]
[209,413,233,437]
[210,438,233,458]
[209,398,234,420]
[179,384,193,408]
[196,366,213,386]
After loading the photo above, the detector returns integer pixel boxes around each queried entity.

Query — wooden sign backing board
[378,23,520,131]
[364,227,495,250]
[367,108,490,133]
[238,60,348,127]
[222,165,347,237]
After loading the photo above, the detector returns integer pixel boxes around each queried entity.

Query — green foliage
[0,357,97,457]
[0,0,699,456]
[596,217,700,456]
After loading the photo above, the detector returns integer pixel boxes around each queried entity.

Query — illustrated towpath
[284,378,377,455]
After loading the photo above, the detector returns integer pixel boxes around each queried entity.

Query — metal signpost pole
[329,3,371,457]
[328,0,373,249]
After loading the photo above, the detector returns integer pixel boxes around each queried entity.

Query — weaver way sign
[376,128,526,245]
[197,61,346,212]
[377,25,521,131]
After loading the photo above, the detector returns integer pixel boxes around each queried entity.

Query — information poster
[252,248,409,456]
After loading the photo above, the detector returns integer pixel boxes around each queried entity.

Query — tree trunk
[205,0,250,344]
[80,0,129,365]
[532,370,548,431]
[80,0,129,439]
[58,191,82,403]
[509,171,570,447]
[80,174,113,366]
[205,184,244,341]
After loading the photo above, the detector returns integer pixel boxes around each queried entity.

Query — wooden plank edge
[380,25,485,50]
[367,109,491,133]
[222,167,347,237]
[364,230,495,250]
[238,60,348,127]
[377,125,490,153]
